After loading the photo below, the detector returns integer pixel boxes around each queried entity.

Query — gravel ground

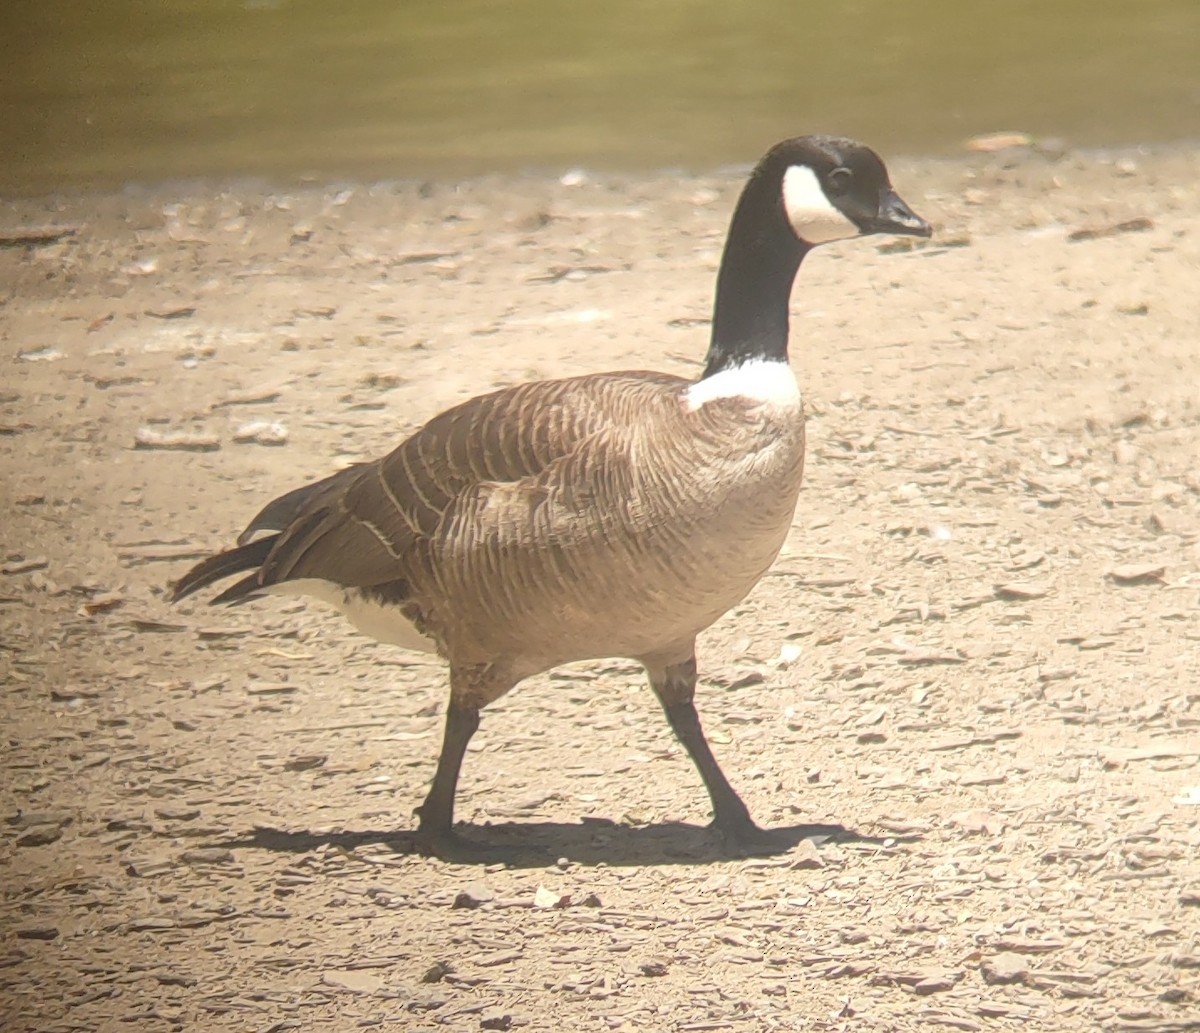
[2,142,1199,1032]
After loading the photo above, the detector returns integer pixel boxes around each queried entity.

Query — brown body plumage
[172,135,930,857]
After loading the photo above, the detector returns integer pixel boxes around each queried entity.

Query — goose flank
[171,135,931,858]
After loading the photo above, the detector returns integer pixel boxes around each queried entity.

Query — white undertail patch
[782,165,860,245]
[267,578,439,654]
[685,359,801,411]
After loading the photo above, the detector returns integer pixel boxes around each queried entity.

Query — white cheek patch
[685,359,801,411]
[782,165,860,245]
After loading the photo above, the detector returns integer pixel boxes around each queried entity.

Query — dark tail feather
[236,464,365,546]
[210,572,268,606]
[170,535,277,604]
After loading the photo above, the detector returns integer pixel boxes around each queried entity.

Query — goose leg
[645,648,767,849]
[414,664,518,860]
[413,698,480,855]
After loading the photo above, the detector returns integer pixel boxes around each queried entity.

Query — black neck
[701,168,809,379]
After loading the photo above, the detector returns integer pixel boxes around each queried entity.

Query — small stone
[15,925,59,940]
[154,807,201,822]
[180,847,234,865]
[966,131,1033,152]
[16,824,62,847]
[452,885,495,909]
[913,974,957,994]
[421,960,454,983]
[154,970,198,986]
[233,420,289,446]
[322,968,383,993]
[994,581,1048,600]
[2,555,49,575]
[981,952,1029,985]
[283,754,326,772]
[534,884,569,909]
[639,958,669,977]
[790,839,825,870]
[1108,563,1166,585]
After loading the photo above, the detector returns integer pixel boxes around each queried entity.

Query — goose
[171,135,930,859]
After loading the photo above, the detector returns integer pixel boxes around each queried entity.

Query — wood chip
[117,541,209,563]
[2,556,48,575]
[210,386,282,409]
[133,427,220,452]
[0,226,78,248]
[1067,216,1154,242]
[144,305,197,320]
[232,420,288,445]
[966,131,1033,152]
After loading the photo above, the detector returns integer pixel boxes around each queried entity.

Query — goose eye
[827,167,853,196]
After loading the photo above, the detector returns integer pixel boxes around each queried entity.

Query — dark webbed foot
[710,815,798,856]
[414,826,512,864]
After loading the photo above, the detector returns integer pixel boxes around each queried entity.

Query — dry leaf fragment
[533,885,570,909]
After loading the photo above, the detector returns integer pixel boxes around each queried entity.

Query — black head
[759,135,932,246]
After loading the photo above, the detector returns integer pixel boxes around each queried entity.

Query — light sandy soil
[2,144,1199,1033]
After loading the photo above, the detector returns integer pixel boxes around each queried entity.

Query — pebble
[790,839,824,869]
[453,884,495,909]
[15,925,59,940]
[16,824,62,847]
[981,952,1030,985]
[180,847,234,865]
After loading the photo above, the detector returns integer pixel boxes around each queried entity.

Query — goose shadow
[216,818,915,868]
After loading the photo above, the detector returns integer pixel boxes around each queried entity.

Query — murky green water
[2,0,1198,195]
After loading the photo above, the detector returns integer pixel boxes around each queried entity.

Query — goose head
[702,134,931,378]
[768,135,932,247]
